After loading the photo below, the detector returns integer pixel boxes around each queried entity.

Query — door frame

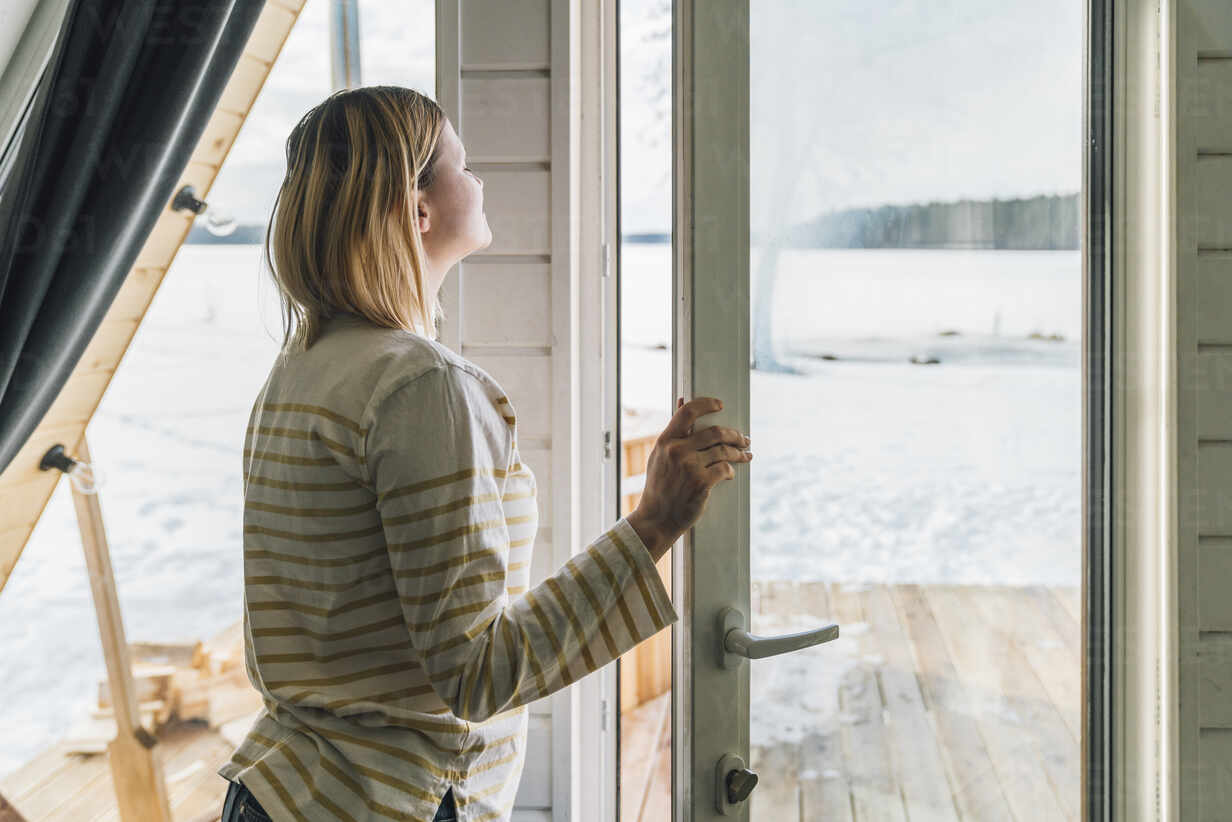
[669,1,751,820]
[1087,0,1113,818]
[1110,0,1180,817]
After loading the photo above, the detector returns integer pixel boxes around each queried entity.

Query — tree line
[776,192,1080,250]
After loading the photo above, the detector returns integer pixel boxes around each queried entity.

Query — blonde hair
[264,86,448,353]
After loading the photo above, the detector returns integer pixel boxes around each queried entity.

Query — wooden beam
[70,435,173,822]
[0,790,29,822]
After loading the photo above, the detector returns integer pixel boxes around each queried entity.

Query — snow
[0,243,1080,777]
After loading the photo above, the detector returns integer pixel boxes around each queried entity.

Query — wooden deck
[621,581,1082,822]
[0,718,244,822]
[1,580,1080,821]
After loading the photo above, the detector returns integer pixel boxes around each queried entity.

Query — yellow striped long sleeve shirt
[217,313,678,821]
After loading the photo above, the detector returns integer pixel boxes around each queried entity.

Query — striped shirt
[216,312,678,821]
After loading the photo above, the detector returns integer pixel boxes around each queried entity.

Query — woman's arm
[366,364,677,722]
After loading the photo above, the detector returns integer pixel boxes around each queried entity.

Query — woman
[215,86,752,822]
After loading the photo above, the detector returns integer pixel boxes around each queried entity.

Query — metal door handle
[717,605,839,669]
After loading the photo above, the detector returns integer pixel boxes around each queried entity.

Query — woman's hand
[628,396,751,560]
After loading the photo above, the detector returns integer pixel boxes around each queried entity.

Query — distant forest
[187,192,1080,249]
[776,193,1080,250]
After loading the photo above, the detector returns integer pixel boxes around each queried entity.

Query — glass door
[670,1,1093,819]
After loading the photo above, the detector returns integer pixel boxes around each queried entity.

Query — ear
[415,194,431,235]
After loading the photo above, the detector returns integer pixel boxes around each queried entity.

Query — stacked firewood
[64,621,264,754]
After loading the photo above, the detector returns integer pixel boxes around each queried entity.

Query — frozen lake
[0,243,1081,777]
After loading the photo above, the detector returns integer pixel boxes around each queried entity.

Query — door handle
[717,605,839,669]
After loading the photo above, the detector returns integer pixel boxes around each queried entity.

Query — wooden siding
[435,1,570,816]
[1179,1,1232,819]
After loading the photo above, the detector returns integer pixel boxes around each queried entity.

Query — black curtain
[0,0,266,477]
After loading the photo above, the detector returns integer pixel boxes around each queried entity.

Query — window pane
[747,2,1083,820]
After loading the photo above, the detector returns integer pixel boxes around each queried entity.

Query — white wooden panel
[523,429,551,726]
[1195,156,1232,249]
[1183,0,1232,54]
[511,812,552,822]
[519,446,553,527]
[434,0,461,368]
[478,170,552,255]
[1182,0,1232,816]
[467,353,553,437]
[513,713,553,808]
[1198,635,1232,726]
[1200,729,1232,819]
[1195,351,1232,436]
[1197,257,1232,343]
[461,0,550,66]
[462,77,552,160]
[1200,543,1232,631]
[531,526,553,588]
[1197,444,1232,534]
[1191,61,1232,149]
[461,262,553,345]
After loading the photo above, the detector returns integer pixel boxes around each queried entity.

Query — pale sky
[208,0,1083,236]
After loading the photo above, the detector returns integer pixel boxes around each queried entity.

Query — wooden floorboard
[748,581,805,821]
[5,744,113,821]
[1051,585,1082,629]
[43,724,212,822]
[639,701,671,822]
[1,743,78,807]
[797,581,854,822]
[618,582,1081,821]
[887,584,1015,821]
[620,687,670,822]
[923,585,1066,821]
[0,721,235,822]
[968,586,1081,821]
[860,584,960,822]
[831,582,906,822]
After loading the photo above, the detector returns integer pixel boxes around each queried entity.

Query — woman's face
[415,119,491,296]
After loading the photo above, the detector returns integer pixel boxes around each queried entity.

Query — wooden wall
[1177,1,1232,817]
[435,1,567,817]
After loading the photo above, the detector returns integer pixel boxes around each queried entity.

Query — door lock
[715,753,758,814]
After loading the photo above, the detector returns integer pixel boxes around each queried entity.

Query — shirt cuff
[611,516,680,628]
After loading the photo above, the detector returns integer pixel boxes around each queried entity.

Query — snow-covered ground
[0,243,1080,777]
[620,244,1080,586]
